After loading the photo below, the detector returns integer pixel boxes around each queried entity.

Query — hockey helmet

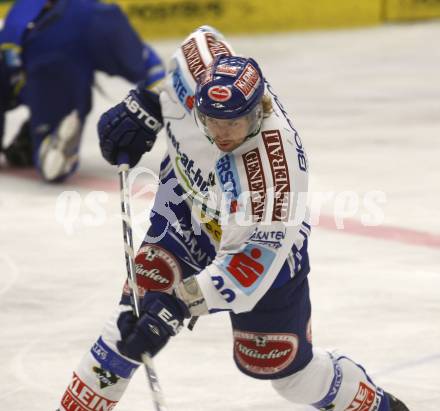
[195,56,265,141]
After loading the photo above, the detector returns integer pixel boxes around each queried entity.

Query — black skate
[3,120,33,167]
[386,392,410,411]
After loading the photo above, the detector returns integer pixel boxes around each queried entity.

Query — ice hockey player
[0,0,165,182]
[57,26,410,410]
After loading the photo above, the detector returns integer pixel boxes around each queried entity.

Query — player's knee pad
[272,348,389,411]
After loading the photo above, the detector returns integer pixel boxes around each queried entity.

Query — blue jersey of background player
[0,0,165,182]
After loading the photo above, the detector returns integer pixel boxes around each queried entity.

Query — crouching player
[0,0,165,182]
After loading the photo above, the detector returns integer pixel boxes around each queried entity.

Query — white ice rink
[1,21,439,411]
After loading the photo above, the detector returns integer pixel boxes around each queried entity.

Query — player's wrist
[176,276,209,316]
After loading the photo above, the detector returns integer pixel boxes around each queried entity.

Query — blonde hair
[262,94,273,117]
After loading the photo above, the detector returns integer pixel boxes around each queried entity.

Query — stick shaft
[118,164,168,411]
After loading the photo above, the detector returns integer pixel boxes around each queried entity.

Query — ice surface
[1,22,439,411]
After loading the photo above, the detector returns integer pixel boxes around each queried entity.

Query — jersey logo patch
[181,37,206,81]
[346,382,376,411]
[249,229,285,249]
[172,63,194,113]
[220,244,275,294]
[216,154,242,197]
[233,331,298,376]
[92,366,119,389]
[243,148,266,221]
[262,130,291,221]
[131,245,182,295]
[61,372,117,411]
[205,33,232,59]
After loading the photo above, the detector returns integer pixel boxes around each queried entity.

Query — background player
[0,0,165,182]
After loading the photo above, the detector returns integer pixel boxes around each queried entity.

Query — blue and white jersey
[159,27,310,314]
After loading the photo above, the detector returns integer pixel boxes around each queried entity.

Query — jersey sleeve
[0,0,47,47]
[85,4,157,84]
[195,126,309,314]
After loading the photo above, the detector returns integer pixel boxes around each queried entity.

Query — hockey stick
[117,153,168,411]
[187,316,198,331]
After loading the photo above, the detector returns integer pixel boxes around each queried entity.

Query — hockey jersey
[159,27,310,314]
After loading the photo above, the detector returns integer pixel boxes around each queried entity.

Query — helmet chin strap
[204,134,215,144]
[193,109,215,144]
[244,123,262,142]
[196,102,264,148]
[243,102,264,143]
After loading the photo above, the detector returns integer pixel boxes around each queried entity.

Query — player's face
[205,116,250,152]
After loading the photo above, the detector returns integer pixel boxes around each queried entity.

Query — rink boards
[1,0,440,39]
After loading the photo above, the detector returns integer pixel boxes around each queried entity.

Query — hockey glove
[117,292,190,360]
[98,88,163,167]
